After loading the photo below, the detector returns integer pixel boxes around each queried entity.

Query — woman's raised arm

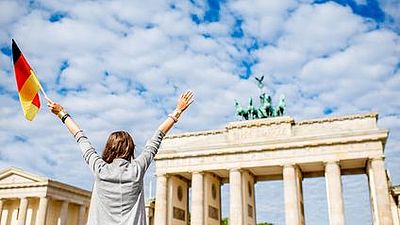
[46,98,106,175]
[47,98,81,136]
[158,90,194,134]
[133,91,194,178]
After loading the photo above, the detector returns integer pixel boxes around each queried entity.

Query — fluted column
[325,161,345,225]
[17,197,28,225]
[59,201,69,225]
[391,196,400,225]
[77,205,87,225]
[35,197,48,225]
[145,203,154,225]
[154,174,168,225]
[367,157,394,225]
[283,164,305,225]
[0,199,4,224]
[191,171,204,225]
[230,168,243,225]
[398,196,400,224]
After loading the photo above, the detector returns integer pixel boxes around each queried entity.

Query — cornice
[225,116,294,129]
[295,112,377,125]
[0,167,91,198]
[165,129,224,139]
[0,181,49,189]
[48,180,91,198]
[163,113,378,140]
[156,129,388,160]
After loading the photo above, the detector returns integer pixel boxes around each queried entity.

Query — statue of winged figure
[234,74,286,120]
[255,75,265,90]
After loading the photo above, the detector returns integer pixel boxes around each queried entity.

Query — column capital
[191,170,204,175]
[323,160,340,166]
[283,163,295,168]
[229,167,242,172]
[61,199,70,204]
[369,156,385,162]
[283,163,302,169]
[155,172,170,177]
[282,164,303,175]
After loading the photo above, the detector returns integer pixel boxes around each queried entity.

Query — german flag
[12,39,42,121]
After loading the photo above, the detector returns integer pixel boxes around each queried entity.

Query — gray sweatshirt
[74,130,165,225]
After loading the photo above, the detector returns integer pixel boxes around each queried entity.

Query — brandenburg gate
[153,112,396,225]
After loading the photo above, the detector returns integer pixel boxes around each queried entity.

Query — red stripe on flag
[14,54,32,91]
[32,94,40,108]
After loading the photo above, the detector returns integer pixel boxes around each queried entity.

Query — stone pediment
[0,167,47,185]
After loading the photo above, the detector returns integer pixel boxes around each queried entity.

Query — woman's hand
[158,90,194,134]
[46,99,65,116]
[46,98,81,135]
[176,90,194,112]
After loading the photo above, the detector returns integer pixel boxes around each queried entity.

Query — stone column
[229,168,243,225]
[35,197,48,225]
[398,196,400,224]
[242,170,256,225]
[145,200,155,225]
[145,207,151,225]
[17,197,28,225]
[0,199,4,224]
[59,201,69,225]
[367,157,394,225]
[325,161,345,225]
[191,171,204,225]
[154,174,168,225]
[283,164,305,225]
[77,205,87,225]
[391,195,400,225]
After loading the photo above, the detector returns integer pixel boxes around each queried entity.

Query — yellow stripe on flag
[18,70,41,121]
[19,99,39,121]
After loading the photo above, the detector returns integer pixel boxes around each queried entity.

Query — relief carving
[173,206,185,221]
[208,205,219,220]
[248,204,253,218]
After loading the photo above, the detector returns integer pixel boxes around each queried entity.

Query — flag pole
[38,83,51,102]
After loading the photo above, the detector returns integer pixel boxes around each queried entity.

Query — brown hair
[102,131,135,163]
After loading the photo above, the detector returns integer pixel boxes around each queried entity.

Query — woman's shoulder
[96,160,140,181]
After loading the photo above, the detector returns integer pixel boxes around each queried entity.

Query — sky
[0,0,399,224]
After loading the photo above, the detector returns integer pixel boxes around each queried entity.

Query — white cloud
[279,2,368,57]
[379,0,400,31]
[228,0,298,41]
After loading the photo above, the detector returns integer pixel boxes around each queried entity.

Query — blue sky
[0,0,399,224]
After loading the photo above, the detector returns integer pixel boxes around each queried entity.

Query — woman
[47,91,194,225]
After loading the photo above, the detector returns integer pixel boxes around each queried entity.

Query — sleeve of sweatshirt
[134,130,165,179]
[74,130,106,175]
